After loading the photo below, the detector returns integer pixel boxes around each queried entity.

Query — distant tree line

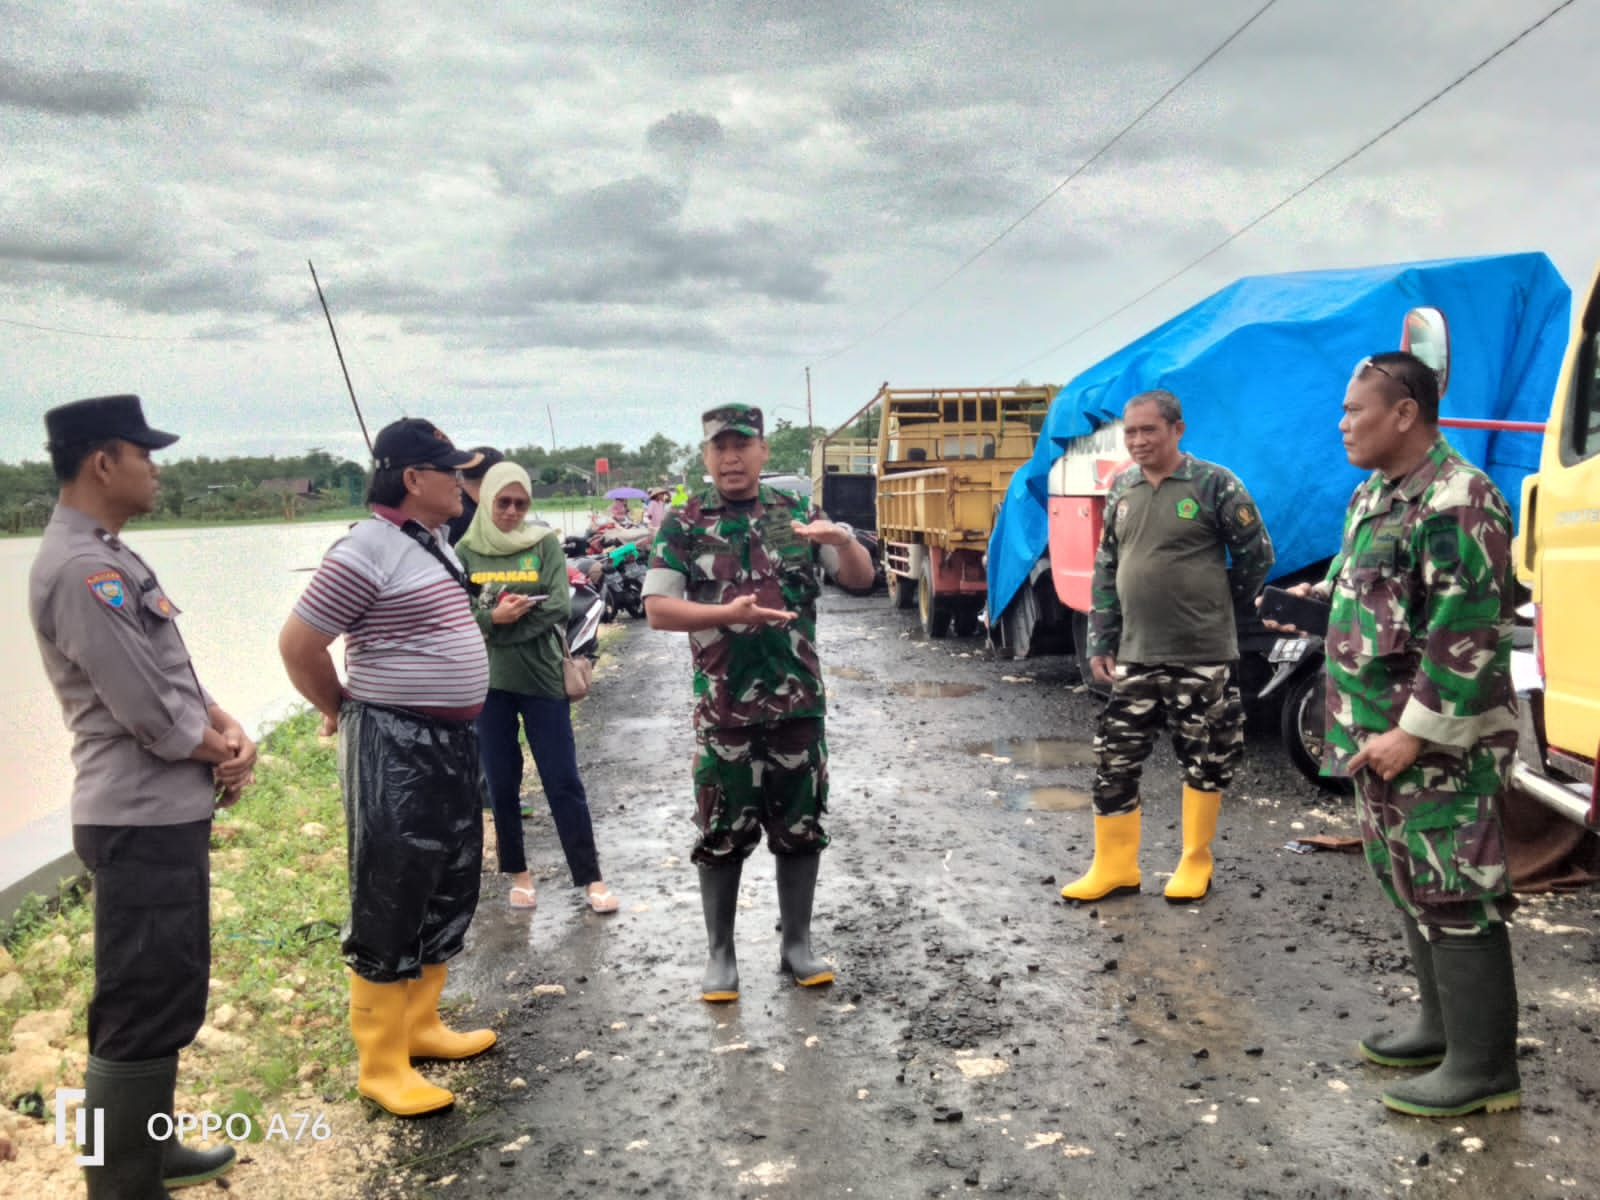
[0,433,732,532]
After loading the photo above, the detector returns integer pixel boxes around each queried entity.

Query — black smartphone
[1258,586,1331,636]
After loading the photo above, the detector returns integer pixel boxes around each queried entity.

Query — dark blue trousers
[477,689,602,886]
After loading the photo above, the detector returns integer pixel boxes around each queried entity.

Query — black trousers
[73,820,211,1061]
[339,701,485,982]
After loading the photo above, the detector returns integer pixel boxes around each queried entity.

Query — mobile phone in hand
[1259,586,1330,636]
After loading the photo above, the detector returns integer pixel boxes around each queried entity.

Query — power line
[0,304,313,343]
[996,0,1581,382]
[811,0,1280,367]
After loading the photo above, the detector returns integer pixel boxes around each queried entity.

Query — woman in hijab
[456,461,619,913]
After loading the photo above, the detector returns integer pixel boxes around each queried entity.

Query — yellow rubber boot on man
[406,963,496,1060]
[1165,785,1221,902]
[1060,810,1142,902]
[349,972,453,1116]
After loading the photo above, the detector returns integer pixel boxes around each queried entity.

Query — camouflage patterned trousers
[691,717,830,865]
[1355,772,1514,936]
[1092,662,1243,816]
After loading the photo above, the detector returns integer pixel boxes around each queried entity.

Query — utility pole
[805,366,815,478]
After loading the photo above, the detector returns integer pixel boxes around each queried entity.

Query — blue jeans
[477,689,601,887]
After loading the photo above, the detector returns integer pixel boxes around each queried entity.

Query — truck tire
[952,600,982,638]
[1071,610,1107,694]
[918,557,952,638]
[1279,666,1352,794]
[889,572,916,609]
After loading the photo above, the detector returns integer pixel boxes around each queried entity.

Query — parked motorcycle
[1259,633,1347,791]
[566,564,604,658]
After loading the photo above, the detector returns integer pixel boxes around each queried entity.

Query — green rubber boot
[1381,923,1522,1117]
[83,1055,176,1200]
[162,1138,236,1189]
[776,852,834,987]
[699,860,743,1003]
[1358,917,1445,1067]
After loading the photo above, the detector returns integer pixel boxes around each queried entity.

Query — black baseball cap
[372,419,484,472]
[44,394,179,451]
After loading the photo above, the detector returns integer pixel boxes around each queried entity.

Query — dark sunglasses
[1354,357,1415,400]
[410,465,464,482]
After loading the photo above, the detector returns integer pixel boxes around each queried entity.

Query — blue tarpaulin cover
[986,253,1572,621]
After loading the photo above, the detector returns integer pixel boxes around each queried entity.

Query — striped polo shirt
[294,509,489,719]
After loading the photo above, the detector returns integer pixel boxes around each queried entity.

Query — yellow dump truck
[1515,258,1600,827]
[873,384,1052,637]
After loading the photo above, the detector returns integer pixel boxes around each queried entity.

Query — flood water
[1,509,589,893]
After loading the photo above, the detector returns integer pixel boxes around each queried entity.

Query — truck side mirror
[1402,306,1450,396]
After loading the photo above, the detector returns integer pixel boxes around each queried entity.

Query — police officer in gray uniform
[29,395,257,1199]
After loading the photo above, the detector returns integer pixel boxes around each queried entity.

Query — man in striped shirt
[279,418,496,1117]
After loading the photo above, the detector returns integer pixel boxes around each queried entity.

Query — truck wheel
[1279,667,1352,794]
[952,601,982,638]
[918,558,952,638]
[889,571,916,610]
[1070,610,1106,694]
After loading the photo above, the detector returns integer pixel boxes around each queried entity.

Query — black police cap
[44,394,179,451]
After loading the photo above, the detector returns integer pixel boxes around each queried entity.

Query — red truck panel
[1048,494,1104,612]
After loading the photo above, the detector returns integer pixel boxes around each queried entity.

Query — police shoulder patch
[85,569,126,609]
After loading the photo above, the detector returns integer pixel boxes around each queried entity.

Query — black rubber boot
[83,1054,176,1200]
[775,853,834,987]
[1381,923,1522,1117]
[163,1138,236,1190]
[699,860,743,1003]
[1359,916,1445,1067]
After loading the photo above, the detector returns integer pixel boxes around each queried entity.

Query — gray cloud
[0,60,149,116]
[311,60,393,93]
[647,110,725,154]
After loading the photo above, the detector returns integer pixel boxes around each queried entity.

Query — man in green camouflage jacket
[1061,389,1273,906]
[643,403,873,1003]
[1286,350,1521,1118]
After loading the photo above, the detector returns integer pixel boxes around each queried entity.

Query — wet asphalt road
[378,587,1600,1200]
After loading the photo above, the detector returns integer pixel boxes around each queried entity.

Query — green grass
[0,709,357,1131]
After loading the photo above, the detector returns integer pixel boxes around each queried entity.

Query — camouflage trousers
[1355,772,1514,936]
[1092,661,1243,816]
[691,717,830,865]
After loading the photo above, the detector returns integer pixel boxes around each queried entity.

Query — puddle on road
[966,737,1097,768]
[827,666,872,681]
[890,681,985,698]
[995,786,1093,812]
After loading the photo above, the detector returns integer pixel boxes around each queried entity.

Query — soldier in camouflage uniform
[1061,389,1274,905]
[643,403,874,1003]
[1300,351,1521,1117]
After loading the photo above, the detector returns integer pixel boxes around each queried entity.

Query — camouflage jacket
[1322,436,1518,789]
[644,483,823,732]
[1088,453,1274,662]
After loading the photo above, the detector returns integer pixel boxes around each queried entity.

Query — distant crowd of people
[27,359,1525,1192]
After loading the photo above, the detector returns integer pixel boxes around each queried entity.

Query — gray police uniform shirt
[29,503,217,826]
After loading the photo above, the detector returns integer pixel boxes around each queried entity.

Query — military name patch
[1176,498,1200,521]
[85,569,126,609]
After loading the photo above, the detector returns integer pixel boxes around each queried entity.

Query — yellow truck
[872,384,1052,637]
[1515,260,1600,827]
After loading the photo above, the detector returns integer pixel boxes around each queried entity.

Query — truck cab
[1515,261,1600,826]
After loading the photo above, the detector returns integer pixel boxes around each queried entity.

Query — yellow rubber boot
[349,972,454,1116]
[1165,786,1221,902]
[407,963,497,1061]
[1060,810,1142,902]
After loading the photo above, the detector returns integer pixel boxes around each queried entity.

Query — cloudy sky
[1,0,1593,466]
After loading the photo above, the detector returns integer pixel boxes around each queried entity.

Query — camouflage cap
[702,403,763,441]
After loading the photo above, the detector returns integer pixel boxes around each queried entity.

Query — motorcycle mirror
[1401,306,1450,397]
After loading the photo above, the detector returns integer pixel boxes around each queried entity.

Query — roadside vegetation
[1,711,353,1116]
